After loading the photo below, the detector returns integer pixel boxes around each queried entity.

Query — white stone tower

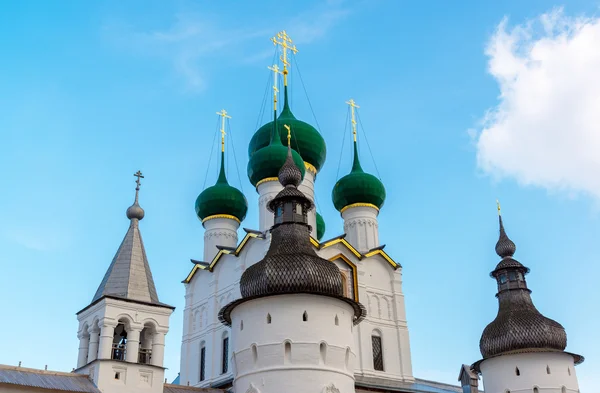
[472,208,583,393]
[75,172,174,393]
[220,144,366,393]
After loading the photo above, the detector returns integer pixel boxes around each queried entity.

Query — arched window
[199,341,206,382]
[138,323,155,364]
[319,342,327,365]
[568,367,571,376]
[345,347,351,370]
[340,272,348,297]
[221,333,229,374]
[267,313,272,324]
[240,320,244,331]
[562,387,567,393]
[515,367,520,376]
[371,330,384,371]
[533,387,539,393]
[251,344,258,365]
[302,311,308,322]
[112,322,128,361]
[335,315,339,326]
[284,341,291,364]
[546,365,551,374]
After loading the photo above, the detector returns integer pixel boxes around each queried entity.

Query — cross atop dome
[271,30,298,85]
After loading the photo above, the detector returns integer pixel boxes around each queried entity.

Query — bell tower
[75,172,174,393]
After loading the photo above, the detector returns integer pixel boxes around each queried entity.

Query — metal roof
[0,365,100,392]
[163,383,225,393]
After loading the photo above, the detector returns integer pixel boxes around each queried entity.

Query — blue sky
[1,0,599,390]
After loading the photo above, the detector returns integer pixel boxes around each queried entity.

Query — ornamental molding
[344,218,378,229]
[323,383,340,393]
[204,230,237,240]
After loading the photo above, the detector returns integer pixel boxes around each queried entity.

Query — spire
[495,200,516,258]
[216,110,231,185]
[346,99,364,173]
[93,172,160,305]
[278,124,302,187]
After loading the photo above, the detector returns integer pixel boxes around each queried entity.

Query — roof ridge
[0,364,87,377]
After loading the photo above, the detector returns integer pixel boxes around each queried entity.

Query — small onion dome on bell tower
[220,142,365,326]
[478,205,582,364]
[248,87,326,173]
[126,171,145,220]
[195,111,248,224]
[316,211,326,241]
[332,100,385,213]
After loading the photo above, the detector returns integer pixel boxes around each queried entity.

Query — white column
[257,179,283,232]
[97,322,115,359]
[77,333,90,368]
[87,327,100,363]
[342,205,380,252]
[151,332,166,367]
[125,328,141,363]
[298,169,317,238]
[203,217,240,261]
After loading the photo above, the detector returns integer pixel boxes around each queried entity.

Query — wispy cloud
[102,2,352,92]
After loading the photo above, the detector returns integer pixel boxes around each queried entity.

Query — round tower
[248,31,325,238]
[473,207,583,393]
[196,110,248,261]
[332,100,385,253]
[222,143,365,393]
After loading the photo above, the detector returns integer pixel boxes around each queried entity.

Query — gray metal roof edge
[76,294,175,315]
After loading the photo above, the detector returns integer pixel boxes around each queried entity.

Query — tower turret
[473,204,583,393]
[221,139,365,393]
[196,110,248,261]
[332,99,386,252]
[75,172,174,393]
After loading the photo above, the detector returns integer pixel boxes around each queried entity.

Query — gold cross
[271,30,298,85]
[346,99,360,142]
[216,109,231,152]
[267,64,283,110]
[496,199,502,216]
[284,124,291,146]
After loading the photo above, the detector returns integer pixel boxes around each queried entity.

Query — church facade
[0,30,585,393]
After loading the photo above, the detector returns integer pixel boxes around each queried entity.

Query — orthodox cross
[133,170,144,202]
[271,30,298,85]
[267,64,283,110]
[216,109,231,152]
[497,200,502,216]
[346,99,360,142]
[284,124,291,146]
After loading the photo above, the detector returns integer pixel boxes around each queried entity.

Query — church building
[0,30,584,393]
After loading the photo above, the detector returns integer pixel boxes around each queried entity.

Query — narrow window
[533,388,539,393]
[547,365,551,374]
[345,348,351,370]
[335,315,339,326]
[302,311,308,322]
[114,372,120,380]
[284,342,291,364]
[568,367,571,376]
[372,334,384,371]
[267,313,271,324]
[319,342,327,365]
[562,387,567,393]
[515,367,520,376]
[252,344,258,365]
[222,337,229,374]
[199,345,206,381]
[240,320,244,331]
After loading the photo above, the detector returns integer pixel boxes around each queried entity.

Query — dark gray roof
[163,383,224,393]
[0,365,100,392]
[91,209,160,305]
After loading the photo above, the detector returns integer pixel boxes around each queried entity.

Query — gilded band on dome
[201,214,241,224]
[340,203,380,214]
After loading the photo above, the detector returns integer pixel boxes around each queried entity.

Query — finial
[497,199,501,216]
[267,64,283,111]
[216,109,231,153]
[346,99,360,142]
[127,171,145,220]
[284,124,291,146]
[495,204,516,258]
[271,30,298,86]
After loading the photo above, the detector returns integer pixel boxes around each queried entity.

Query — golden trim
[304,161,317,175]
[255,177,279,188]
[329,253,359,302]
[340,203,380,214]
[309,236,320,248]
[364,249,399,269]
[201,214,240,224]
[321,238,362,259]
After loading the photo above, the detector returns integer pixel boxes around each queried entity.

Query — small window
[508,271,517,281]
[335,315,339,326]
[296,204,302,214]
[199,345,206,381]
[533,388,539,393]
[515,367,520,376]
[568,367,571,376]
[500,274,508,284]
[222,337,229,374]
[284,341,291,364]
[267,313,271,324]
[240,320,244,331]
[372,334,384,371]
[562,387,567,393]
[547,365,551,374]
[114,372,120,380]
[302,311,308,322]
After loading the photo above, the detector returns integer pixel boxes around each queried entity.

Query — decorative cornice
[340,203,380,214]
[202,214,240,224]
[255,177,279,188]
[304,161,317,175]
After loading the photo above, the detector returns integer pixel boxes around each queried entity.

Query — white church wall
[480,352,579,393]
[230,294,356,393]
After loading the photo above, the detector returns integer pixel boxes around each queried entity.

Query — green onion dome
[247,110,306,187]
[248,87,326,173]
[196,151,248,223]
[332,141,386,212]
[316,212,326,241]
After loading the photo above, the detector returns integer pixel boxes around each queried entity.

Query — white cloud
[475,8,600,199]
